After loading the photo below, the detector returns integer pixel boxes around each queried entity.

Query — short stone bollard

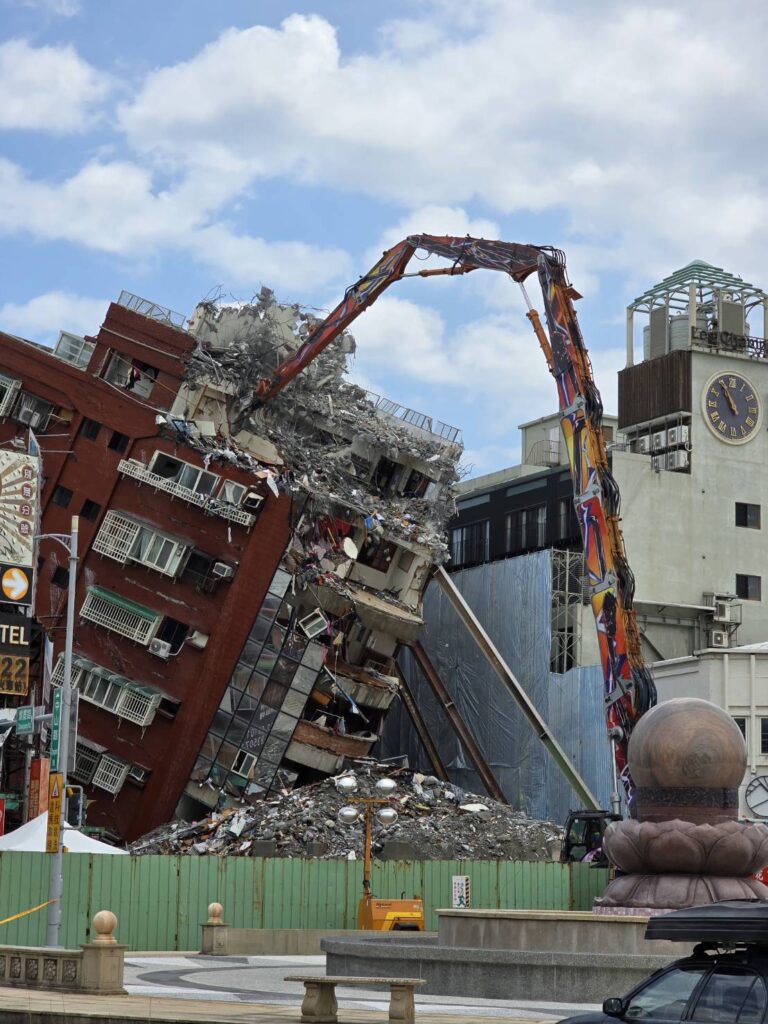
[201,901,229,955]
[81,910,127,994]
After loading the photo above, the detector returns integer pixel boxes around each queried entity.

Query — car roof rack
[647,900,768,945]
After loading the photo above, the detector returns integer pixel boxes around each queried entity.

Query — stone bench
[286,974,426,1023]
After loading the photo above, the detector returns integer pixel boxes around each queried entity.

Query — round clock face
[746,775,768,817]
[702,370,762,444]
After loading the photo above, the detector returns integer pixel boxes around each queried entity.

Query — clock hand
[721,384,737,415]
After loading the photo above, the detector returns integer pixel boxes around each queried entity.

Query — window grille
[51,654,161,727]
[72,743,101,784]
[14,392,53,430]
[80,587,160,644]
[118,458,255,527]
[92,755,130,794]
[54,331,95,369]
[0,375,21,418]
[92,511,140,562]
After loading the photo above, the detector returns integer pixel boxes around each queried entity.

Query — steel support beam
[409,640,507,804]
[394,661,449,783]
[433,566,600,811]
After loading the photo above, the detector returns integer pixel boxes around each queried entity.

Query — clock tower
[612,260,768,659]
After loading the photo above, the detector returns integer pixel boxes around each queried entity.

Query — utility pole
[45,516,78,948]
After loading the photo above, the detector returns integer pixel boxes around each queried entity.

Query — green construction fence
[0,853,609,950]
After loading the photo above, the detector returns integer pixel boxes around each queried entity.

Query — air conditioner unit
[652,455,664,473]
[149,638,172,659]
[652,431,666,451]
[298,609,329,639]
[710,629,730,649]
[212,562,235,579]
[714,601,731,623]
[188,630,209,650]
[667,425,690,446]
[636,435,651,454]
[667,450,690,470]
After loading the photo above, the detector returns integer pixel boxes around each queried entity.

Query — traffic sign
[50,688,62,772]
[15,705,33,735]
[0,566,29,603]
[46,773,63,853]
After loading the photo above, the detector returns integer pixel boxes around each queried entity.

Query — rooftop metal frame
[629,260,768,316]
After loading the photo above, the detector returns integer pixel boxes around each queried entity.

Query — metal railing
[691,326,768,359]
[362,390,462,444]
[525,439,561,467]
[116,291,187,330]
[118,460,256,527]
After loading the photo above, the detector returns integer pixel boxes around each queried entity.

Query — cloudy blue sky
[2,0,767,474]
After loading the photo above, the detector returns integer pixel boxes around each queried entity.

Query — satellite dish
[746,776,768,816]
[342,537,359,560]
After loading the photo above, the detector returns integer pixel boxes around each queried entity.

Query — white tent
[0,813,127,855]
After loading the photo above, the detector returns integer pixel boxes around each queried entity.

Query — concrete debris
[131,763,563,861]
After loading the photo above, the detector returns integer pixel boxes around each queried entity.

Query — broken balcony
[118,459,256,527]
[317,662,398,711]
[311,579,424,643]
[285,719,377,773]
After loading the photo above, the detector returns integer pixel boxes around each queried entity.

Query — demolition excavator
[251,235,657,867]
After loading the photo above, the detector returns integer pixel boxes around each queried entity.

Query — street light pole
[45,515,78,948]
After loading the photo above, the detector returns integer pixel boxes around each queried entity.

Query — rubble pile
[131,765,564,861]
[185,292,461,561]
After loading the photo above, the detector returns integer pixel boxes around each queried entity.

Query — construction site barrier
[0,852,608,951]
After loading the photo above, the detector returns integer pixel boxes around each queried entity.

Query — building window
[78,417,101,441]
[0,375,21,418]
[505,505,546,554]
[102,351,158,398]
[92,754,131,794]
[557,498,577,541]
[54,331,94,369]
[761,718,768,755]
[231,750,257,778]
[108,431,129,453]
[450,520,490,567]
[80,498,101,521]
[736,503,761,529]
[53,653,162,727]
[92,511,188,576]
[71,742,102,784]
[220,480,246,504]
[357,536,397,573]
[180,549,217,591]
[734,717,747,744]
[51,485,73,508]
[736,574,762,601]
[155,616,189,654]
[148,452,218,495]
[79,586,160,644]
[51,566,69,589]
[14,392,54,431]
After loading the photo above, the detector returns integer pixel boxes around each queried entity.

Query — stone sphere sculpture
[595,697,768,913]
[629,698,746,823]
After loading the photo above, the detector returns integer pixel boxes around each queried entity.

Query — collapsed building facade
[0,290,460,841]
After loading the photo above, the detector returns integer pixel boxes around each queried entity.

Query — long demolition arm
[254,235,656,808]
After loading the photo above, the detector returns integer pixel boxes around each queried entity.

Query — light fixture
[337,806,360,825]
[335,775,358,794]
[375,778,397,794]
[375,807,398,826]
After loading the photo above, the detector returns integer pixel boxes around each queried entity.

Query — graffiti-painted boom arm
[253,235,656,808]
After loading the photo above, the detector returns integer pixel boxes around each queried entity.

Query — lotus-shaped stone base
[595,872,768,912]
[602,818,768,876]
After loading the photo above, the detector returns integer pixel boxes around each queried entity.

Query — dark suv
[560,901,768,1023]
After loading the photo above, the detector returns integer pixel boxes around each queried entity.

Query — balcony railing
[362,390,462,444]
[118,459,256,527]
[116,290,187,330]
[525,439,561,467]
[691,326,768,359]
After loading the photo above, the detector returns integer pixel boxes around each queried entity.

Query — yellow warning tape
[0,899,55,926]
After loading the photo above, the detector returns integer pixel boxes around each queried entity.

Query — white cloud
[19,0,81,15]
[0,158,351,293]
[114,4,768,287]
[0,290,106,342]
[0,38,106,131]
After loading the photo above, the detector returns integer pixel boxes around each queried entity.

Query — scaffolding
[550,549,586,673]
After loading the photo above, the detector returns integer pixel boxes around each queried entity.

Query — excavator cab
[561,810,620,865]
